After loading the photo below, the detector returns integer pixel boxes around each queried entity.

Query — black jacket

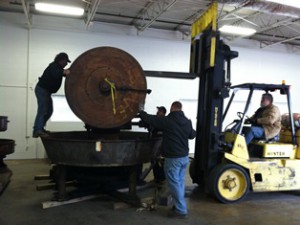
[140,110,196,158]
[37,62,65,93]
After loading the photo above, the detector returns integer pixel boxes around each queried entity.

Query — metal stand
[0,160,12,195]
[38,164,146,208]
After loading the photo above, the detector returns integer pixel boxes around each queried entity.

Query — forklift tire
[209,163,250,204]
[189,159,195,181]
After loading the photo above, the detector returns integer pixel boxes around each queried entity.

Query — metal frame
[219,5,300,48]
[21,0,31,27]
[223,83,297,145]
[2,0,300,47]
[85,0,102,28]
[132,0,177,32]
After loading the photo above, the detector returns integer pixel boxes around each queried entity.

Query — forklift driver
[244,93,281,144]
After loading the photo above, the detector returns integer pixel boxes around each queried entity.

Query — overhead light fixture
[35,2,84,16]
[265,0,300,9]
[219,25,256,36]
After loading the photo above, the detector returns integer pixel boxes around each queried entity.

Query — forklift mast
[190,29,238,187]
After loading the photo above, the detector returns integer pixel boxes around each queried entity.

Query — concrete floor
[1,159,300,225]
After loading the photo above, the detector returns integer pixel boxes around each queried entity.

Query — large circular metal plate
[65,47,146,128]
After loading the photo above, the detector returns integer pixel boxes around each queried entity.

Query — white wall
[1,12,300,159]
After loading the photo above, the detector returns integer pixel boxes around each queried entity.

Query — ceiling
[1,0,300,49]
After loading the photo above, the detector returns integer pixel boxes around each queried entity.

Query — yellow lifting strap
[104,78,117,115]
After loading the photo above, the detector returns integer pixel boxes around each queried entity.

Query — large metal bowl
[0,139,15,157]
[0,116,9,132]
[41,131,162,167]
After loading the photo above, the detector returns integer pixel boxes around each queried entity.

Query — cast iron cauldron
[0,116,9,132]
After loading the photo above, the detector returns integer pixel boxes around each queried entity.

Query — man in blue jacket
[32,52,71,138]
[139,101,196,219]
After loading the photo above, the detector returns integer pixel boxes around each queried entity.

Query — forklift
[207,83,300,203]
[188,3,300,203]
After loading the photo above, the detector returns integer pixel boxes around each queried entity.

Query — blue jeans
[244,126,265,144]
[33,85,53,133]
[164,156,189,215]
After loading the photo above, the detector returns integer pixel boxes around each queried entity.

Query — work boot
[42,129,51,134]
[167,210,188,219]
[32,130,49,138]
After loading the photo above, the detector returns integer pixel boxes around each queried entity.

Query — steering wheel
[237,112,250,123]
[237,112,244,119]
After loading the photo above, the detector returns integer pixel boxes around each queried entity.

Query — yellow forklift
[146,3,300,203]
[187,3,300,203]
[208,83,300,203]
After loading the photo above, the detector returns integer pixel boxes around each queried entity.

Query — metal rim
[217,167,248,202]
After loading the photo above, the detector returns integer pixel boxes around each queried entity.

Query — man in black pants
[32,52,71,138]
[151,106,167,183]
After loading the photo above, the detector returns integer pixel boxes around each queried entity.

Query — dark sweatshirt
[37,62,65,93]
[140,110,196,158]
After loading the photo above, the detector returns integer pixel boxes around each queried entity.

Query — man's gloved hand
[247,117,257,125]
[245,118,251,124]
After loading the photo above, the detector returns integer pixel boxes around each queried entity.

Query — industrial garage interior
[1,0,300,224]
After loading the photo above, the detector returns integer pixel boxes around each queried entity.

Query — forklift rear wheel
[209,163,250,204]
[189,159,195,181]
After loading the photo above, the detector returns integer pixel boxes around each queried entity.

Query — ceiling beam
[256,17,297,34]
[261,34,300,48]
[218,0,251,21]
[255,18,299,47]
[85,0,102,28]
[223,16,297,43]
[21,0,31,27]
[132,0,177,32]
[219,2,300,47]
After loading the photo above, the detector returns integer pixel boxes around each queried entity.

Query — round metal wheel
[209,164,250,204]
[189,159,195,181]
[65,47,146,129]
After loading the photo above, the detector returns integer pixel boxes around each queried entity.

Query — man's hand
[246,117,257,125]
[245,118,252,124]
[63,69,70,76]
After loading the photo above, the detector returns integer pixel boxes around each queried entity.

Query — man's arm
[139,111,167,130]
[188,120,196,139]
[257,106,280,125]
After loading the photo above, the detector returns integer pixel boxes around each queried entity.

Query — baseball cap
[55,52,71,63]
[156,106,167,114]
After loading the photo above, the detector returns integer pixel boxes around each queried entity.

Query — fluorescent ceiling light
[219,25,256,36]
[265,0,300,9]
[35,3,84,16]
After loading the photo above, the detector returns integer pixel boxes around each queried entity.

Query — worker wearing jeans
[244,126,265,144]
[32,52,71,138]
[164,156,189,215]
[33,85,53,136]
[139,101,196,218]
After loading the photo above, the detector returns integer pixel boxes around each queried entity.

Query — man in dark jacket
[139,101,196,218]
[32,52,71,138]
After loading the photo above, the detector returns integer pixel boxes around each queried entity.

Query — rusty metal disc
[65,47,146,128]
